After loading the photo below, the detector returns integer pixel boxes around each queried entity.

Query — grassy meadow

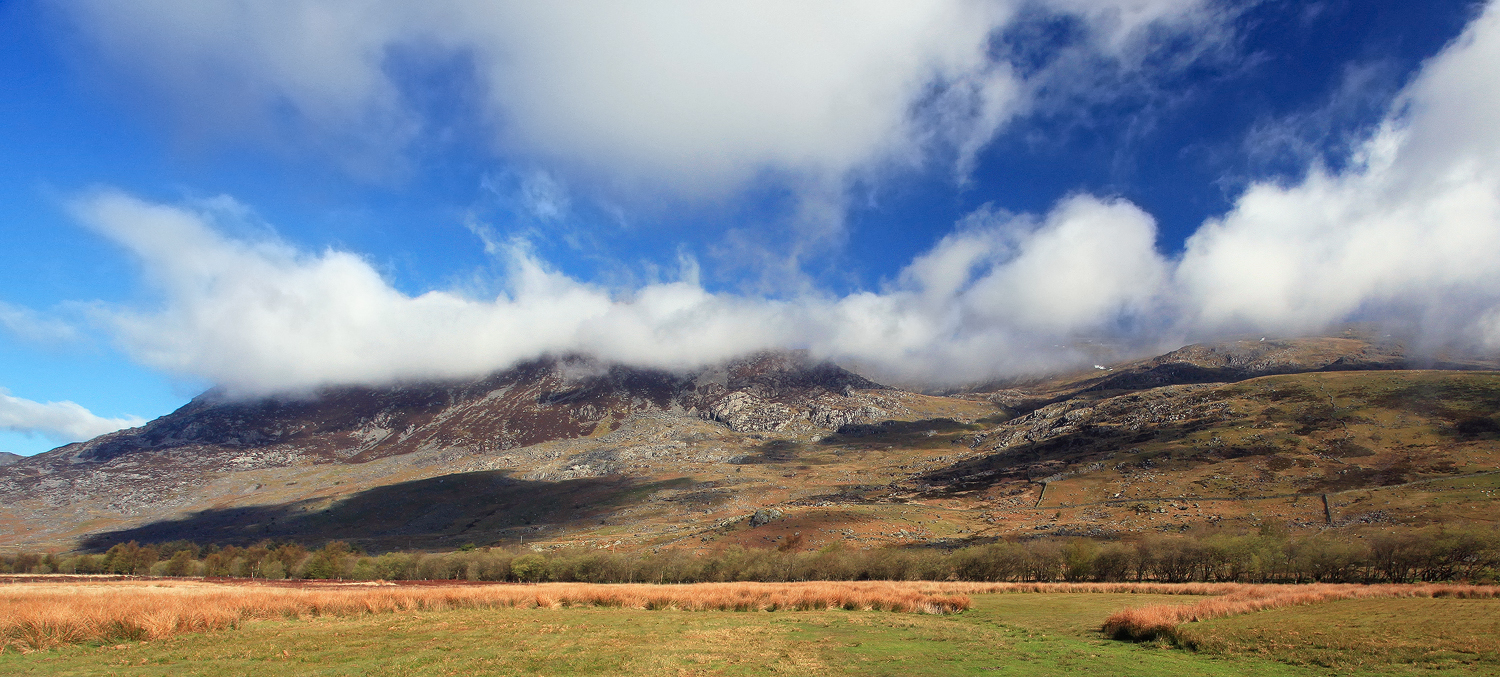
[1178,597,1500,672]
[2,579,1498,675]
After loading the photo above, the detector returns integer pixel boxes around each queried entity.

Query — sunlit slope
[6,366,1499,554]
[922,370,1500,536]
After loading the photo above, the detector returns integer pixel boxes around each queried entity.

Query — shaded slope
[77,471,691,552]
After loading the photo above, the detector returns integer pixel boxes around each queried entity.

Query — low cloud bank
[75,190,1176,396]
[0,389,145,443]
[61,2,1500,396]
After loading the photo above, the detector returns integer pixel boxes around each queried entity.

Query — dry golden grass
[8,577,1493,655]
[0,579,969,652]
[931,581,1241,595]
[1100,582,1500,644]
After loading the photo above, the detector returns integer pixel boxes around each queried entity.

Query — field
[2,579,1498,675]
[1179,597,1500,671]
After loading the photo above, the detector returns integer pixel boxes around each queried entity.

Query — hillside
[0,351,983,551]
[958,334,1495,409]
[1,337,1498,554]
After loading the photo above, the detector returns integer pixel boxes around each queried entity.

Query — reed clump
[0,580,969,652]
[1100,582,1500,644]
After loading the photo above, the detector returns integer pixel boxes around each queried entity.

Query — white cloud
[60,1,1219,206]
[0,388,144,443]
[1055,0,1223,55]
[68,1,1500,394]
[73,189,1169,395]
[0,301,80,345]
[1176,2,1500,344]
[820,195,1173,381]
[54,2,1500,393]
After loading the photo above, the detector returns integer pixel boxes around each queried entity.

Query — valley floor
[2,583,1496,676]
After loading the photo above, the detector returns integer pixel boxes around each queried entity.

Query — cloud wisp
[0,301,81,346]
[0,389,145,443]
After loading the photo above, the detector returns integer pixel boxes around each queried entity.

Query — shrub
[511,554,548,583]
[260,560,286,580]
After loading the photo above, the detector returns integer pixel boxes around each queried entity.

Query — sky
[2,0,1498,456]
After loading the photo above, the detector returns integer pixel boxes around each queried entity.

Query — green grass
[4,592,1453,677]
[1176,597,1500,674]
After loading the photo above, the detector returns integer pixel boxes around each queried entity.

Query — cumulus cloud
[51,2,1500,394]
[66,1,1500,395]
[0,389,145,443]
[73,189,1168,396]
[1176,1,1500,345]
[61,1,1219,202]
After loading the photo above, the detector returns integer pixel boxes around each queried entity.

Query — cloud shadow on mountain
[79,470,693,553]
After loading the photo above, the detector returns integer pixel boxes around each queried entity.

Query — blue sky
[3,0,1499,456]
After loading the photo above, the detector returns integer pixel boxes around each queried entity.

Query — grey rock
[749,508,783,527]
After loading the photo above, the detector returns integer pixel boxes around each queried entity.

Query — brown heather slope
[0,351,978,551]
[2,337,1499,554]
[959,333,1496,412]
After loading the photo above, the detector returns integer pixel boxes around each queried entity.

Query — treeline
[3,528,1497,584]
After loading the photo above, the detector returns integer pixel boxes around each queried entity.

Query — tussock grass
[1100,582,1500,644]
[9,577,1493,655]
[0,579,969,652]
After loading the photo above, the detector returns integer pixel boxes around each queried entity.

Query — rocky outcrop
[696,390,891,433]
[749,507,783,526]
[970,384,1228,454]
[683,352,891,432]
[0,352,894,510]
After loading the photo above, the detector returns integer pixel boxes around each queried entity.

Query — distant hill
[0,451,21,467]
[960,335,1499,411]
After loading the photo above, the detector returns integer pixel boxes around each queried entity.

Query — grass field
[2,580,1498,676]
[1178,597,1500,672]
[1101,583,1500,643]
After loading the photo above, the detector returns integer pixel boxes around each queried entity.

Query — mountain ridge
[3,336,1497,553]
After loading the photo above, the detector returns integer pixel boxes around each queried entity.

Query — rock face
[52,351,887,465]
[967,384,1227,456]
[0,351,893,512]
[685,352,889,432]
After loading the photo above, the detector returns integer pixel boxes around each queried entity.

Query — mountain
[0,452,21,467]
[0,351,965,550]
[1,337,1497,554]
[67,350,890,466]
